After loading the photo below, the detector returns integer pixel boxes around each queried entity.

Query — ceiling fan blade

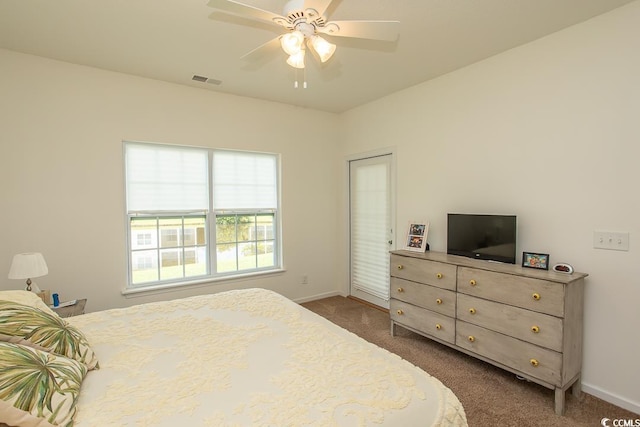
[303,0,333,17]
[317,20,400,42]
[240,36,282,61]
[207,0,287,27]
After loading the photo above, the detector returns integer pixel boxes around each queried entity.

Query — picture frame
[522,252,549,270]
[404,221,429,252]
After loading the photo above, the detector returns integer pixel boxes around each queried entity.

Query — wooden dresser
[389,250,587,415]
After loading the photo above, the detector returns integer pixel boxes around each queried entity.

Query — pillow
[0,341,87,427]
[0,301,99,370]
[0,290,57,317]
[0,333,49,352]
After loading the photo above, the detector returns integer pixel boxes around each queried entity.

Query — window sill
[121,268,286,298]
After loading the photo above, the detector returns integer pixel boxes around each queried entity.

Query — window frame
[124,142,282,291]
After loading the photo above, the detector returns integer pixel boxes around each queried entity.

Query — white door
[349,154,394,308]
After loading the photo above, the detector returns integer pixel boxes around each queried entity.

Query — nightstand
[52,299,87,318]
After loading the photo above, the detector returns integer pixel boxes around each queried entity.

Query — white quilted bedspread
[68,288,467,426]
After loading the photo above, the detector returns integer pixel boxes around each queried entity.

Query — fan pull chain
[293,68,308,89]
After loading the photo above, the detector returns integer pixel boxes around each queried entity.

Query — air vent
[192,75,222,85]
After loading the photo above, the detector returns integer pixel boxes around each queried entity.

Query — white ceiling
[0,0,634,113]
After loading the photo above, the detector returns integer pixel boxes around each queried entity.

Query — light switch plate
[593,231,630,251]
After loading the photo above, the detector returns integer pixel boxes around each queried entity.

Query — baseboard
[293,291,344,304]
[582,383,640,415]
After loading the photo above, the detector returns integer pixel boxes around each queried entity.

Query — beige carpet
[302,296,638,427]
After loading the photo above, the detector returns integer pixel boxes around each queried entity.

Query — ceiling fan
[207,0,400,69]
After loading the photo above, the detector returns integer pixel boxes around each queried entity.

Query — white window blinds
[125,143,209,212]
[350,159,391,301]
[213,151,277,210]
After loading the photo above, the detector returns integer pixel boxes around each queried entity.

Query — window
[125,142,280,289]
[129,215,207,284]
[215,213,275,273]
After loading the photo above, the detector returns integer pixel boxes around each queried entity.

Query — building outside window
[136,233,153,247]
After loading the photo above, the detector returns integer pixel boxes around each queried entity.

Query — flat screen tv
[447,214,517,264]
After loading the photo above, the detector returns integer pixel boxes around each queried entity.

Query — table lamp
[8,252,49,292]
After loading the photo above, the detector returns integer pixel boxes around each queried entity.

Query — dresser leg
[554,388,566,416]
[390,320,396,337]
[571,377,582,399]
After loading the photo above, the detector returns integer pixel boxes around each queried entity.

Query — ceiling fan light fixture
[280,30,304,56]
[310,35,336,63]
[286,48,305,68]
[206,0,400,74]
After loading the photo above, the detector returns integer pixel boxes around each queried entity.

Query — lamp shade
[8,253,48,280]
[280,31,304,56]
[310,36,336,63]
[286,48,306,69]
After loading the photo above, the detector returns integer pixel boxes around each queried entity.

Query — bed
[0,288,466,427]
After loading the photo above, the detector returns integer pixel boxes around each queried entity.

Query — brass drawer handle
[468,308,476,314]
[469,279,477,286]
[436,298,443,305]
[397,265,404,270]
[468,335,475,342]
[532,293,541,301]
[436,273,443,279]
[397,287,404,293]
[531,325,540,333]
[530,358,539,367]
[397,309,404,315]
[435,323,442,330]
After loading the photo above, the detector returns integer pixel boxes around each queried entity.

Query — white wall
[0,48,342,310]
[339,0,640,414]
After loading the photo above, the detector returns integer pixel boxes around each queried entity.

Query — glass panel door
[349,154,393,308]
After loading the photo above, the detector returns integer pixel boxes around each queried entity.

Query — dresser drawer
[390,254,456,290]
[456,321,562,385]
[457,267,565,316]
[391,277,456,316]
[390,300,455,344]
[456,294,563,352]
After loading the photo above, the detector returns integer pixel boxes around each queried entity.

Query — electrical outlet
[593,231,630,251]
[301,275,308,284]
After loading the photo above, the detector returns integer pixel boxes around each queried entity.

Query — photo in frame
[522,252,549,270]
[404,221,429,252]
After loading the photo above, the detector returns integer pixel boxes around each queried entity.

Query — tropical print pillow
[0,333,49,351]
[0,342,87,427]
[0,290,57,316]
[0,301,99,370]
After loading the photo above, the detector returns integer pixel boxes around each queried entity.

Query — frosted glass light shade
[310,36,336,63]
[280,31,304,56]
[286,49,305,69]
